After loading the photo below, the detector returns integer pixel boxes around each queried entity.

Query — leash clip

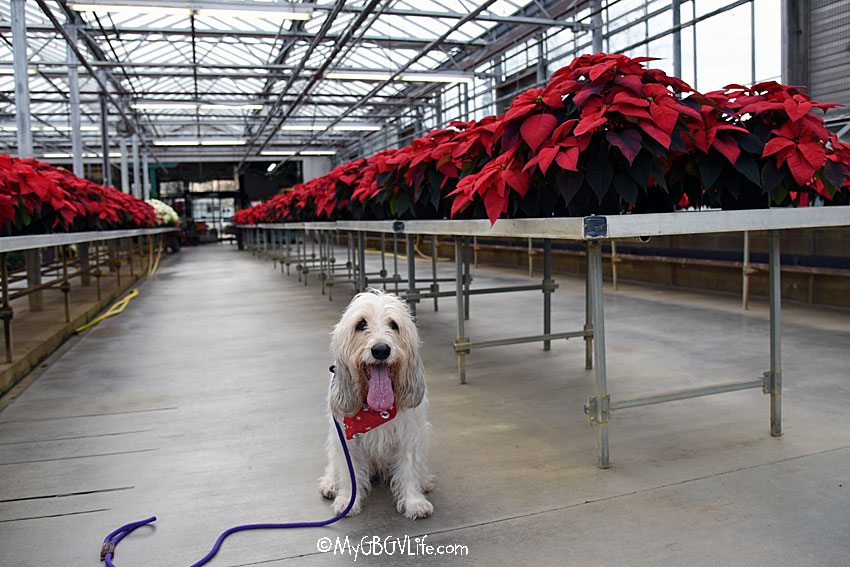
[101,541,115,561]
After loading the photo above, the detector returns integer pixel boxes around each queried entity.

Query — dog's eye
[389,320,399,331]
[355,319,367,331]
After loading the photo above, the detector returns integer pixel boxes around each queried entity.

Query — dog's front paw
[401,496,433,520]
[319,476,337,499]
[420,475,435,493]
[333,495,362,517]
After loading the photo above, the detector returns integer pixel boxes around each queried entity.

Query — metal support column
[463,237,471,320]
[431,234,439,311]
[768,230,782,437]
[93,241,102,300]
[142,152,150,200]
[66,23,84,176]
[25,249,43,311]
[590,0,604,53]
[79,242,90,286]
[1,253,13,362]
[392,233,399,293]
[742,231,753,310]
[12,0,33,158]
[296,230,303,282]
[132,136,141,199]
[61,246,71,323]
[454,238,468,384]
[584,244,593,370]
[284,229,291,275]
[319,231,326,295]
[542,239,552,351]
[380,234,387,291]
[611,241,619,291]
[672,0,682,79]
[357,232,367,292]
[120,139,130,193]
[406,235,417,318]
[99,72,111,187]
[587,241,610,468]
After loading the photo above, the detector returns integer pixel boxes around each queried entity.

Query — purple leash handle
[100,418,356,567]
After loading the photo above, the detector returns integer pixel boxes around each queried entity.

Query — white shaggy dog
[319,289,434,519]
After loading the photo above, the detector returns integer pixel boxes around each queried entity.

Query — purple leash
[100,418,356,567]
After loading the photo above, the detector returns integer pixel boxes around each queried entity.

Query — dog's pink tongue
[367,365,394,411]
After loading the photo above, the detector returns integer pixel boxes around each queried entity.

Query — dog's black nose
[371,343,391,360]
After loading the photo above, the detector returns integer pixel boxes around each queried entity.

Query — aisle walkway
[1,244,849,566]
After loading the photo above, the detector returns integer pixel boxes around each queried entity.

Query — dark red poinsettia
[1,154,157,235]
[449,145,529,223]
[232,53,850,226]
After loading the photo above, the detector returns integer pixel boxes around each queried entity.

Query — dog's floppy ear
[396,350,425,410]
[330,361,363,417]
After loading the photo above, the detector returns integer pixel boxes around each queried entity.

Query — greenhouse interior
[1,0,849,565]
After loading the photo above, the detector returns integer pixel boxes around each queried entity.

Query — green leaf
[772,184,789,205]
[698,154,722,189]
[650,158,668,192]
[823,159,848,190]
[722,172,741,199]
[761,161,785,192]
[518,184,541,216]
[737,133,764,154]
[586,153,613,205]
[628,151,652,188]
[814,171,838,199]
[377,171,392,188]
[734,156,761,186]
[391,189,412,217]
[556,170,583,207]
[612,172,639,205]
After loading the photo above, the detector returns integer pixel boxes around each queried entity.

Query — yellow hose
[75,289,140,333]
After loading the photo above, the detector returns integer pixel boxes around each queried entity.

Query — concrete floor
[1,243,848,567]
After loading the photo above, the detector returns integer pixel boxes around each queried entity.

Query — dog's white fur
[319,289,434,519]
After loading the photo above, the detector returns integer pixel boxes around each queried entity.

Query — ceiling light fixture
[69,3,191,15]
[400,73,474,84]
[153,140,200,146]
[279,125,327,131]
[0,68,37,75]
[326,70,474,84]
[260,150,297,156]
[198,8,311,20]
[131,103,199,110]
[326,71,393,81]
[69,1,313,19]
[198,104,264,110]
[300,150,336,156]
[200,139,246,146]
[331,124,382,131]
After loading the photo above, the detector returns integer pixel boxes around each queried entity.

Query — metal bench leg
[584,244,593,370]
[543,239,552,351]
[587,241,610,468]
[357,232,367,292]
[454,238,468,384]
[768,230,782,437]
[406,235,417,318]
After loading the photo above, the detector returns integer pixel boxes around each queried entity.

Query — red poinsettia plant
[233,53,850,226]
[0,154,157,236]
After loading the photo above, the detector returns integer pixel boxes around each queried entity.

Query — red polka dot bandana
[343,404,397,439]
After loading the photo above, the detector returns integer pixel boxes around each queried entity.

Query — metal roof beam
[237,0,383,170]
[33,0,169,173]
[2,24,486,49]
[338,4,589,29]
[269,0,503,169]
